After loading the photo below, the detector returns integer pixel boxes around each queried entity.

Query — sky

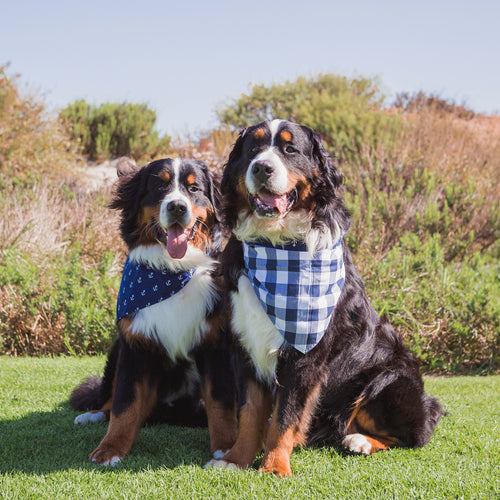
[2,0,500,137]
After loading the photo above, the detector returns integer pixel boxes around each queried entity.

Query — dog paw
[74,411,106,425]
[343,433,372,455]
[203,459,239,470]
[89,446,124,466]
[212,449,229,459]
[258,464,293,477]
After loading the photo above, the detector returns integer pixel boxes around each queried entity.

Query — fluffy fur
[205,120,444,476]
[70,158,237,465]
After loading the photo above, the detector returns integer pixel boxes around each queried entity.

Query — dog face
[110,158,220,259]
[221,120,347,249]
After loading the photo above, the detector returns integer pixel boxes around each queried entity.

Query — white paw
[212,449,229,459]
[203,459,239,470]
[343,433,372,455]
[74,411,106,425]
[91,456,121,467]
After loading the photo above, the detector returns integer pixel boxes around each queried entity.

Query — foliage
[0,63,77,187]
[0,247,119,355]
[366,235,500,373]
[1,357,499,499]
[60,99,171,162]
[217,73,402,163]
[0,69,498,373]
[0,180,124,356]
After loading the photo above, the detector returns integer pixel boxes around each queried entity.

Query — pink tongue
[258,193,288,214]
[166,225,188,259]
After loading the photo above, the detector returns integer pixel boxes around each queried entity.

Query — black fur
[220,120,444,472]
[70,158,236,464]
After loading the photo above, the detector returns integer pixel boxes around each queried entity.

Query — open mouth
[154,218,201,259]
[249,189,297,218]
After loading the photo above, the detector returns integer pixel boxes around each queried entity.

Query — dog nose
[167,200,188,216]
[251,161,274,183]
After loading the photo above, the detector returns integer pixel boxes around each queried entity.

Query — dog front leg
[260,376,323,477]
[205,379,272,469]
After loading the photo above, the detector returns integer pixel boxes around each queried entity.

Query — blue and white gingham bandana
[116,257,195,321]
[243,236,345,353]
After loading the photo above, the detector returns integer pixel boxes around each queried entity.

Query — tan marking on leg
[260,384,322,477]
[218,381,272,469]
[346,405,399,454]
[200,378,238,454]
[89,377,157,464]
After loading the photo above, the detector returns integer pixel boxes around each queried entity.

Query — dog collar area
[242,237,346,353]
[116,257,197,321]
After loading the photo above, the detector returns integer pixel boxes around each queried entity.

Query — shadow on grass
[0,402,212,474]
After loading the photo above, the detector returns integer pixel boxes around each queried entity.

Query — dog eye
[188,185,200,193]
[250,146,260,154]
[285,145,297,153]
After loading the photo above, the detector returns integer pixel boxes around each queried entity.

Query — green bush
[217,73,401,163]
[60,100,171,162]
[0,245,119,355]
[365,234,500,373]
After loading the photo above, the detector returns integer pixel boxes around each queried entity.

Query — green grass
[0,357,499,499]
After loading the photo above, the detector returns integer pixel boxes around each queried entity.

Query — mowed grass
[0,357,498,499]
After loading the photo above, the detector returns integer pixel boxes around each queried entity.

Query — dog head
[221,120,349,250]
[110,158,221,260]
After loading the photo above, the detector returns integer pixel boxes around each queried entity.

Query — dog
[71,158,237,466]
[204,120,444,476]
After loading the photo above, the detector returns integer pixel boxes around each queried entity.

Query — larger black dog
[205,120,444,476]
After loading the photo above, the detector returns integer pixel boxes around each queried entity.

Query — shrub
[60,100,171,162]
[217,73,401,163]
[0,180,125,356]
[0,63,77,187]
[366,234,500,373]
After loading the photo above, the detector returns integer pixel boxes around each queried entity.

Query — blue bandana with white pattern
[116,257,195,321]
[243,235,345,354]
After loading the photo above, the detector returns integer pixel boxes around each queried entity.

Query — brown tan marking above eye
[187,173,196,185]
[160,171,170,183]
[280,130,292,143]
[254,128,265,140]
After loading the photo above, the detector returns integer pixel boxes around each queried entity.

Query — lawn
[0,357,498,499]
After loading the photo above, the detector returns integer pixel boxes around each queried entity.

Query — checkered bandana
[243,236,345,353]
[116,257,195,321]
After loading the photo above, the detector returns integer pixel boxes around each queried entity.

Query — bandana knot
[116,257,195,321]
[243,236,345,353]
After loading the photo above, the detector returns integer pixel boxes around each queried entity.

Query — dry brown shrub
[0,285,66,355]
[0,180,125,269]
[0,64,79,182]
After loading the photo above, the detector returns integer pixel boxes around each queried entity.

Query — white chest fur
[231,274,284,383]
[128,264,218,360]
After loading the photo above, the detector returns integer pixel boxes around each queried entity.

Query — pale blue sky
[2,0,499,136]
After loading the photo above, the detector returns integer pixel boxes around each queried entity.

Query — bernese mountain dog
[71,158,237,466]
[204,120,444,476]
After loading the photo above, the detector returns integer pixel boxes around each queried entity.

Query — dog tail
[69,376,105,411]
[69,338,120,411]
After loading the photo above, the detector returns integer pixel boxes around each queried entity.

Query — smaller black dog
[71,158,237,465]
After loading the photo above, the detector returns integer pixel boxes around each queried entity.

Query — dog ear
[309,130,343,191]
[197,161,222,223]
[116,157,139,177]
[109,165,149,221]
[221,127,247,196]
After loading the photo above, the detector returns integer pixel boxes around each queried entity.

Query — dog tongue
[166,225,188,259]
[259,193,288,214]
